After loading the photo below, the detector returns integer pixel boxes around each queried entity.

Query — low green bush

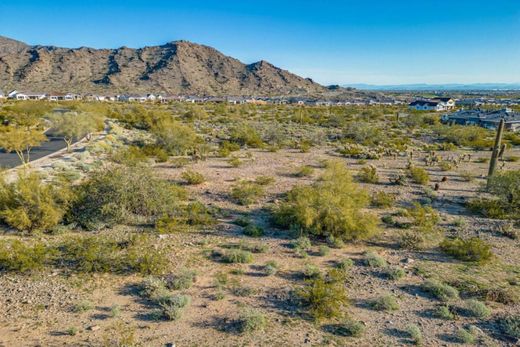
[294,165,314,177]
[456,327,477,344]
[167,268,197,290]
[332,318,365,337]
[0,173,72,233]
[421,279,459,302]
[158,294,191,321]
[243,224,264,237]
[497,314,520,340]
[181,170,205,185]
[274,161,379,241]
[230,180,265,206]
[383,266,405,280]
[464,299,491,318]
[370,294,399,311]
[357,166,379,184]
[0,239,51,273]
[222,249,254,264]
[434,305,455,320]
[407,166,430,185]
[364,251,387,268]
[406,324,423,345]
[296,269,349,321]
[440,237,493,263]
[371,191,396,208]
[237,308,267,333]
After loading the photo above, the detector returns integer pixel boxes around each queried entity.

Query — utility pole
[487,119,505,187]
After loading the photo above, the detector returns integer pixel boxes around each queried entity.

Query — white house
[409,97,455,112]
[8,91,47,100]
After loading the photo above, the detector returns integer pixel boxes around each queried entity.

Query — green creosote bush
[407,166,430,185]
[456,326,478,344]
[181,170,205,185]
[357,166,379,184]
[69,165,186,230]
[222,249,254,264]
[167,268,197,290]
[158,294,191,321]
[228,156,242,168]
[72,300,94,313]
[294,165,314,177]
[434,305,455,320]
[326,235,345,249]
[274,161,379,241]
[0,239,51,273]
[332,319,365,337]
[337,258,354,271]
[229,125,264,148]
[218,140,241,157]
[364,251,387,268]
[0,173,73,233]
[406,324,423,345]
[292,236,312,257]
[421,279,459,302]
[237,308,267,334]
[243,224,264,237]
[464,299,491,318]
[264,261,279,276]
[230,180,265,206]
[440,237,493,263]
[370,294,399,311]
[398,203,442,250]
[318,245,331,256]
[302,264,321,279]
[296,269,349,321]
[254,175,275,186]
[383,266,405,280]
[371,191,396,208]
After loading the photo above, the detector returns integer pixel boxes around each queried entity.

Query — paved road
[0,136,68,169]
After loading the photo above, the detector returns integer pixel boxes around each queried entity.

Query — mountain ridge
[0,36,327,96]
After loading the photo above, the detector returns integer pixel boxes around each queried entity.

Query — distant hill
[345,83,520,91]
[0,36,327,96]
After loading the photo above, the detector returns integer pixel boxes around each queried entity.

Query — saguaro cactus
[487,119,505,185]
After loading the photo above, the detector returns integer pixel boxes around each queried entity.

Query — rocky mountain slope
[0,36,327,96]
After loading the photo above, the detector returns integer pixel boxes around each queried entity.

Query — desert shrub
[218,140,241,157]
[421,279,459,302]
[110,145,148,165]
[222,250,253,264]
[303,264,321,279]
[228,156,242,168]
[440,237,493,263]
[243,224,264,237]
[60,234,168,275]
[140,277,170,301]
[439,161,453,171]
[364,251,387,268]
[326,235,345,248]
[370,294,399,311]
[0,173,72,232]
[436,125,493,149]
[383,266,405,280]
[406,324,423,345]
[337,258,354,271]
[158,294,191,321]
[230,181,265,206]
[456,327,477,344]
[497,315,520,340]
[357,166,379,184]
[484,170,520,217]
[0,239,51,273]
[229,125,264,148]
[264,261,279,276]
[466,198,509,219]
[504,155,520,162]
[460,171,474,182]
[292,236,312,257]
[371,191,396,208]
[181,170,205,185]
[152,119,201,156]
[182,201,216,226]
[254,176,275,186]
[332,319,365,337]
[237,308,267,333]
[296,269,349,321]
[166,268,197,290]
[398,204,442,249]
[69,166,185,230]
[294,165,314,177]
[274,161,379,241]
[234,216,251,227]
[464,299,491,318]
[434,305,455,320]
[318,245,330,256]
[407,166,430,185]
[72,300,94,313]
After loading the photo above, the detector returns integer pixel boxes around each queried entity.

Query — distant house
[409,97,455,112]
[442,108,520,131]
[118,94,148,102]
[8,91,47,100]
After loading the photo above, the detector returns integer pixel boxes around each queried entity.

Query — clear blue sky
[0,0,519,85]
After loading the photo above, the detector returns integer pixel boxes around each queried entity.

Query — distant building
[8,91,47,100]
[442,108,520,131]
[409,97,455,112]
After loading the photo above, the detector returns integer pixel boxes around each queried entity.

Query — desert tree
[0,126,47,166]
[50,112,98,152]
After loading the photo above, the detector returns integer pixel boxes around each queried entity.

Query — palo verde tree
[50,112,99,152]
[0,125,47,166]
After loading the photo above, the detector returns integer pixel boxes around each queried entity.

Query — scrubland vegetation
[0,100,519,346]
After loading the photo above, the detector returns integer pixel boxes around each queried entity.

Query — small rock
[88,325,101,332]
